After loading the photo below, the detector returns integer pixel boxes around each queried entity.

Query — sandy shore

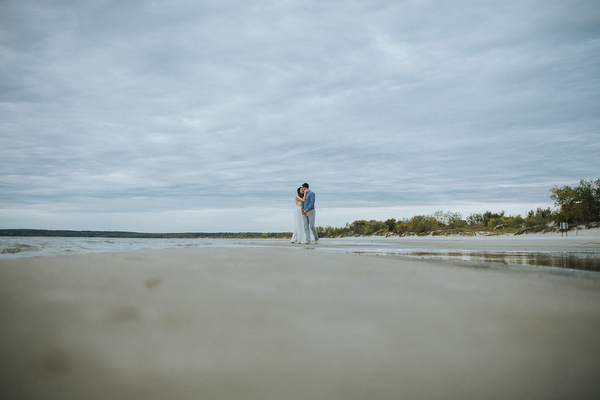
[1,244,600,399]
[283,227,600,253]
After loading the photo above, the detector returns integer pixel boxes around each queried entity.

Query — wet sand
[1,243,600,399]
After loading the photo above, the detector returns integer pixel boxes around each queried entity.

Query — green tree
[349,220,367,236]
[482,211,504,227]
[445,212,464,229]
[409,215,433,235]
[466,213,483,226]
[384,218,397,233]
[550,179,600,223]
[489,217,505,229]
[394,221,409,235]
[365,220,386,235]
[433,211,447,228]
[527,207,553,220]
[510,215,524,228]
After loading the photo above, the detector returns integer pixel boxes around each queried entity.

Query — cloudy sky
[1,0,599,232]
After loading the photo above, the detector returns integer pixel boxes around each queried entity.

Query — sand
[1,238,600,399]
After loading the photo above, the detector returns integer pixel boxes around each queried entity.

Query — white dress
[291,200,307,243]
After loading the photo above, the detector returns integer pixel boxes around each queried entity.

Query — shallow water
[2,236,599,273]
[0,237,252,258]
[351,249,600,272]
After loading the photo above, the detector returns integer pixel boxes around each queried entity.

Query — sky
[1,0,599,232]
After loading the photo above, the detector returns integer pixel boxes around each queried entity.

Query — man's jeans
[303,209,318,243]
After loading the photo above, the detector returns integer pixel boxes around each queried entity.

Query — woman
[291,187,307,244]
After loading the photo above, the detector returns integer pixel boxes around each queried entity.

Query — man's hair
[302,183,309,189]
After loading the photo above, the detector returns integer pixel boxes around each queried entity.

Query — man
[301,183,318,244]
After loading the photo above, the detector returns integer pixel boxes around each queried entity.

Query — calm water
[2,237,599,273]
[0,237,254,258]
[351,249,600,272]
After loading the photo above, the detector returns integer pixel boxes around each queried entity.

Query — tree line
[314,178,600,238]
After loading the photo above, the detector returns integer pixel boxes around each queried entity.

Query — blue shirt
[303,190,315,211]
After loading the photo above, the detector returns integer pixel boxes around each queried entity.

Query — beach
[1,235,600,399]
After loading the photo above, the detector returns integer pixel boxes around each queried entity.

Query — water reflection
[361,251,600,272]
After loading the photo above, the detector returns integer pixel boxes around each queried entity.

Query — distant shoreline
[0,229,287,239]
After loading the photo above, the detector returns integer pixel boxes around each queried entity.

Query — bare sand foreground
[1,245,600,400]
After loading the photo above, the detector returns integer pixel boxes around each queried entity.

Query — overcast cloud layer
[1,0,599,232]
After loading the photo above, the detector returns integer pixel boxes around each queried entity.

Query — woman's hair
[297,187,304,198]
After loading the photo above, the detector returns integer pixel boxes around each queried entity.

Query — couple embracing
[291,183,319,245]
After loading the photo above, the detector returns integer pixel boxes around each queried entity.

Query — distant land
[0,230,288,239]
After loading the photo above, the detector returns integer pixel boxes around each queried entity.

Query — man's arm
[304,191,315,210]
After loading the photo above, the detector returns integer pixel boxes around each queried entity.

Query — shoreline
[1,226,599,240]
[1,247,600,399]
[276,228,600,257]
[3,230,600,273]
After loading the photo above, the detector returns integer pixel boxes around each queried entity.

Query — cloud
[1,0,599,231]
